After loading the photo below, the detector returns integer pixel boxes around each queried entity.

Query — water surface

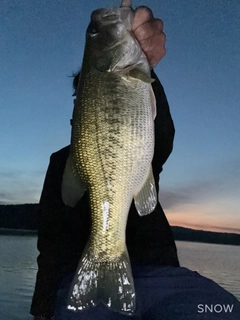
[177,240,240,300]
[0,236,37,320]
[0,236,239,320]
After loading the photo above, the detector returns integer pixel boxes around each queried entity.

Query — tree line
[0,204,239,245]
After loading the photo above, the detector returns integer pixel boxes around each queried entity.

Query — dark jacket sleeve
[30,146,91,317]
[151,70,175,191]
[30,147,69,317]
[126,71,178,268]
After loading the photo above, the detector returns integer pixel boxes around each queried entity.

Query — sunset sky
[1,0,239,233]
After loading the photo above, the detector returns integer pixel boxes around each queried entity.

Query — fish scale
[61,1,157,314]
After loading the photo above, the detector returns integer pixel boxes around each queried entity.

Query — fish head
[87,7,132,47]
[83,2,149,74]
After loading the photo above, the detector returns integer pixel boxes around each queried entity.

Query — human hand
[132,6,166,68]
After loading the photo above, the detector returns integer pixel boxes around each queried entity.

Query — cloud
[159,189,190,209]
[159,172,240,233]
[159,157,240,211]
[0,192,12,205]
[0,169,44,204]
[0,188,40,205]
[159,179,224,210]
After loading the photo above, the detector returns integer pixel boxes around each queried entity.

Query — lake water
[0,236,239,320]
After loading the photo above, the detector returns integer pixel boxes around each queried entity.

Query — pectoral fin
[129,68,155,83]
[61,156,86,207]
[134,168,157,216]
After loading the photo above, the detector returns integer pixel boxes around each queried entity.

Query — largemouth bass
[61,0,157,315]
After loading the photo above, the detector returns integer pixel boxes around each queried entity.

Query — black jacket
[30,72,179,317]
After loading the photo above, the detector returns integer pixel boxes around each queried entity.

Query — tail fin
[67,249,136,315]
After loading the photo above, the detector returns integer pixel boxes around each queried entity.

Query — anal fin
[134,167,157,216]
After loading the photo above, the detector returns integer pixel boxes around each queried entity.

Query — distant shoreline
[0,204,239,244]
[0,228,37,236]
[0,227,239,246]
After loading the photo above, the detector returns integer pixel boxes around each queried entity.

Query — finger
[132,6,153,31]
[137,31,166,67]
[138,31,166,53]
[147,44,167,68]
[133,18,163,41]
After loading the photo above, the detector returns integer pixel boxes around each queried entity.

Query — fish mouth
[90,2,134,29]
[90,9,121,26]
[101,9,134,30]
[102,10,120,21]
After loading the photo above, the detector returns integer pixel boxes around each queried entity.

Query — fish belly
[73,71,154,254]
[67,71,154,314]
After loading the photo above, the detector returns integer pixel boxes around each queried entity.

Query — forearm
[31,147,90,317]
[31,208,63,317]
[31,151,67,317]
[151,70,175,182]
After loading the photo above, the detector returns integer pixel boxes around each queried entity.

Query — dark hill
[0,204,38,230]
[171,226,240,246]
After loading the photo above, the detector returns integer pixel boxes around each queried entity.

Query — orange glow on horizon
[169,221,240,234]
[164,205,240,234]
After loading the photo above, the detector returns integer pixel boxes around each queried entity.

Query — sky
[1,0,239,233]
